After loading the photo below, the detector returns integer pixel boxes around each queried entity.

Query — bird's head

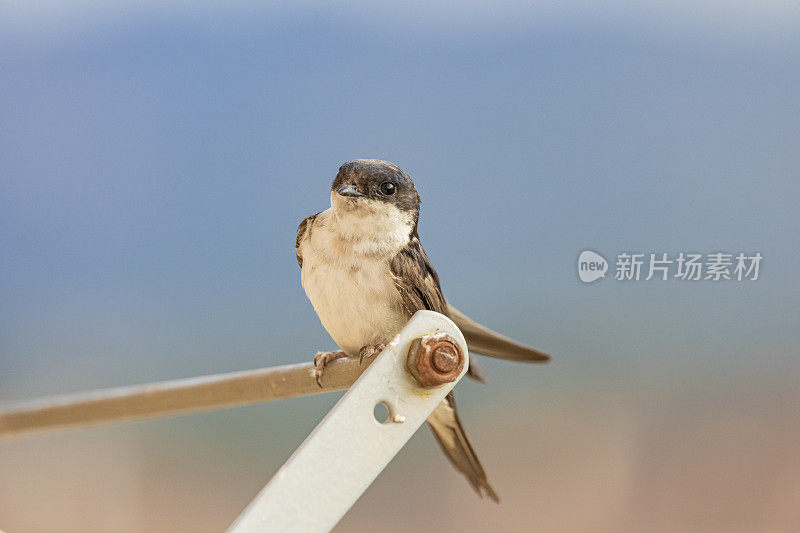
[330,159,420,236]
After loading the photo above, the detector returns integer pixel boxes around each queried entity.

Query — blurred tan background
[3,378,800,531]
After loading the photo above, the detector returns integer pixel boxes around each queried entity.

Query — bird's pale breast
[300,209,411,357]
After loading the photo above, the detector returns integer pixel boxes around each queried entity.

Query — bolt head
[406,334,465,387]
[431,344,458,373]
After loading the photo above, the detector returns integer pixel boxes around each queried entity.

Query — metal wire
[0,357,367,440]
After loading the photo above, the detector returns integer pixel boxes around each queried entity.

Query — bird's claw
[358,343,386,365]
[313,350,347,387]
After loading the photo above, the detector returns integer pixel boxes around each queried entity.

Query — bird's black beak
[337,183,366,198]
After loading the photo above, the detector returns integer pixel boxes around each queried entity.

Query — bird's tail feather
[427,393,500,503]
[448,304,551,362]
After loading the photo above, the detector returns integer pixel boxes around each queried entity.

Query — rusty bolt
[406,333,465,387]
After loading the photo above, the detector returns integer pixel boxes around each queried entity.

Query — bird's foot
[313,350,347,387]
[359,343,386,365]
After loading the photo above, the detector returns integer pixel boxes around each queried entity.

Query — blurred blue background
[2,2,799,531]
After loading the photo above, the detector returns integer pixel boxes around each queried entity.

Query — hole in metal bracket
[373,402,390,424]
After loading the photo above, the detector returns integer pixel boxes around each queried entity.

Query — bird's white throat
[327,191,415,257]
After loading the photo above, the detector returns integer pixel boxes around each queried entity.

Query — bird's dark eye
[379,181,396,196]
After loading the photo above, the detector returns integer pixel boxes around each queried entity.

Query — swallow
[295,159,550,502]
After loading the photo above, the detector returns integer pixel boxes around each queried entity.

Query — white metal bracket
[227,310,469,532]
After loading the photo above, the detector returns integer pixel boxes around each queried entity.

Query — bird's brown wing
[390,235,497,499]
[447,304,551,363]
[389,234,550,365]
[388,233,448,315]
[389,235,486,381]
[295,213,318,268]
[428,393,500,502]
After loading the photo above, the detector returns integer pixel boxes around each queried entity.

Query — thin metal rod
[0,357,367,441]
